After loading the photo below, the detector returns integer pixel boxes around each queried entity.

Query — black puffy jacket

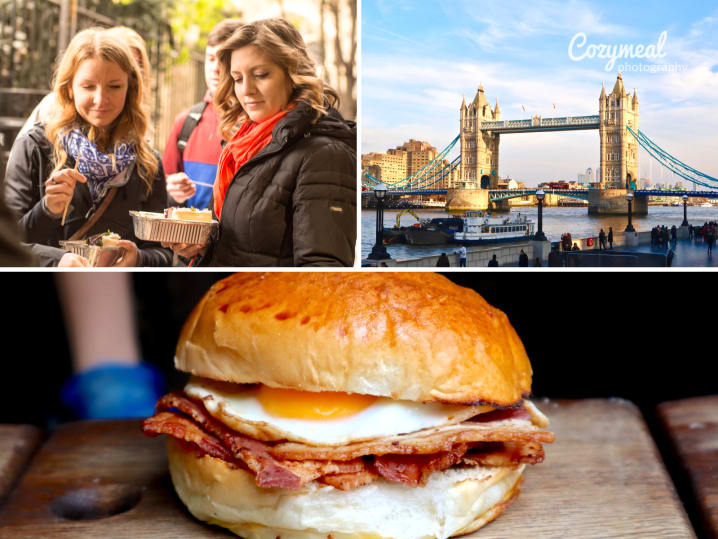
[206,103,356,267]
[3,125,172,267]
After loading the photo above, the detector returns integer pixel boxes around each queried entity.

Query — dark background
[2,271,713,427]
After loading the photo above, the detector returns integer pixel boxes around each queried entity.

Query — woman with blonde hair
[4,27,171,266]
[18,26,151,136]
[165,18,356,266]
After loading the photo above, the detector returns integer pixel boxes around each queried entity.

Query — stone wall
[390,242,534,268]
[446,188,488,210]
[587,189,648,215]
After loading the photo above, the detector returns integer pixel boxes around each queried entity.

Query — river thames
[361,205,718,260]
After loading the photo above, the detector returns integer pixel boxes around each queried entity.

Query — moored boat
[404,217,464,245]
[454,211,534,244]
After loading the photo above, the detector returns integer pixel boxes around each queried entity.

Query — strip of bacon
[269,418,554,461]
[463,441,545,467]
[373,444,469,487]
[154,392,302,489]
[142,411,234,462]
[319,469,379,490]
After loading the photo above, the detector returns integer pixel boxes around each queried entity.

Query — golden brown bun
[176,273,532,406]
[167,437,525,539]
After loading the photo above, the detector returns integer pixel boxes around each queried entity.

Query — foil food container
[129,211,218,244]
[59,240,125,267]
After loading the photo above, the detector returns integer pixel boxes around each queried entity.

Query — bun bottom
[167,438,525,539]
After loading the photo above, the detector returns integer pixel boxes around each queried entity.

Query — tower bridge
[459,74,638,194]
[362,73,718,214]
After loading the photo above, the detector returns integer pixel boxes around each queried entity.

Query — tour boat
[700,202,713,208]
[454,211,535,244]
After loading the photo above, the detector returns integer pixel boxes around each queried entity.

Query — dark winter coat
[3,124,172,267]
[204,103,356,267]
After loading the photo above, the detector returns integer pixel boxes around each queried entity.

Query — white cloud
[441,0,631,52]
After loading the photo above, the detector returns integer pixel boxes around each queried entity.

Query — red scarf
[213,107,290,220]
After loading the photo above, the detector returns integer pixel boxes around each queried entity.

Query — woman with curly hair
[164,18,356,267]
[4,27,171,266]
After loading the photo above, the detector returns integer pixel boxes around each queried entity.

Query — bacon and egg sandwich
[142,273,554,539]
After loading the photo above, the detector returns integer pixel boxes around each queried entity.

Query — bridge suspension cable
[400,155,461,191]
[627,126,718,190]
[362,134,460,190]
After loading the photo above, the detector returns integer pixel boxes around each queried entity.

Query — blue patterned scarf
[61,129,136,204]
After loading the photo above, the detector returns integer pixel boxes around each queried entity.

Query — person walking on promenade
[572,243,580,251]
[598,228,607,250]
[455,244,467,267]
[608,227,614,249]
[671,225,677,244]
[436,253,450,267]
[488,254,499,267]
[708,226,715,255]
[689,224,694,240]
[548,245,563,267]
[518,249,528,267]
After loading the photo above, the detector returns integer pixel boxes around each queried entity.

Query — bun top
[175,273,532,406]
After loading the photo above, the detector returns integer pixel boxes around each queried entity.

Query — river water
[361,205,718,260]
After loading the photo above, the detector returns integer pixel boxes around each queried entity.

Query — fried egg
[184,377,493,446]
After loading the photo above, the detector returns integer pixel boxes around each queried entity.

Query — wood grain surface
[0,425,43,505]
[0,400,696,538]
[657,395,718,539]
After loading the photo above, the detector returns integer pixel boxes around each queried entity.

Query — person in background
[163,18,356,266]
[56,273,164,419]
[548,245,563,267]
[162,19,243,209]
[455,244,467,267]
[534,256,541,267]
[518,248,528,267]
[0,194,35,265]
[608,226,614,249]
[4,27,172,267]
[598,228,606,250]
[488,254,499,267]
[436,252,450,267]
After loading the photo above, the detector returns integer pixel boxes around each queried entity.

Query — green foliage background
[111,0,241,63]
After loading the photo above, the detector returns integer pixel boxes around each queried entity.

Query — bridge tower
[599,73,639,189]
[460,85,500,189]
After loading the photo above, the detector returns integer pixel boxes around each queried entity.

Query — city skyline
[362,0,718,187]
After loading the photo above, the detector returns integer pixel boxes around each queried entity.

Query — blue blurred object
[60,362,165,419]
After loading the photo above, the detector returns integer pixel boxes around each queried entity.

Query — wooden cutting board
[0,400,696,538]
[657,395,718,538]
[0,425,43,505]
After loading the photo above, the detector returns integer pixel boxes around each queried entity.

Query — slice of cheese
[171,208,213,222]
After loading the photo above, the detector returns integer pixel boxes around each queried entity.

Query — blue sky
[362,0,718,186]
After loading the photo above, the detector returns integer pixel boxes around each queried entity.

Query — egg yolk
[257,385,377,420]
